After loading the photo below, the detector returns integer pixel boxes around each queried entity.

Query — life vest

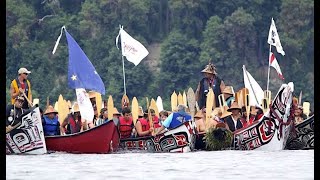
[43,115,59,136]
[119,116,133,139]
[66,114,82,134]
[168,112,192,129]
[136,118,150,137]
[152,116,161,128]
[11,78,31,107]
[199,77,222,109]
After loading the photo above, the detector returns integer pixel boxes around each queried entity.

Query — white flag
[116,27,149,66]
[75,88,94,123]
[269,52,284,80]
[267,18,285,56]
[243,65,264,106]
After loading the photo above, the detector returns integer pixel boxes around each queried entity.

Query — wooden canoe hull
[120,121,197,153]
[45,121,120,154]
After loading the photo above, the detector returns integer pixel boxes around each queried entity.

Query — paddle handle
[21,91,33,107]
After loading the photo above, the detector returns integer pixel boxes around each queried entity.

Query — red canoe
[45,121,120,154]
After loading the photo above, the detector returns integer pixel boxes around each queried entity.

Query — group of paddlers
[6,64,312,139]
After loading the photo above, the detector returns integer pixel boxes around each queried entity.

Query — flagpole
[266,45,271,92]
[122,55,127,95]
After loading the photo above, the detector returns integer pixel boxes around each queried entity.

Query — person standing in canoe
[154,105,192,136]
[119,107,135,139]
[195,62,226,110]
[42,105,60,136]
[6,96,26,132]
[10,67,33,109]
[88,91,98,128]
[61,102,83,135]
[222,86,235,107]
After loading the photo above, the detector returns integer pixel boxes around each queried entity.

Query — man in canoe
[6,96,26,132]
[153,105,192,136]
[195,62,225,109]
[61,102,83,135]
[42,105,60,136]
[95,108,108,126]
[119,107,135,139]
[224,102,243,132]
[10,67,33,109]
[222,86,235,107]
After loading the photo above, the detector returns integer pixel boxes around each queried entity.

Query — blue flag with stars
[65,30,105,95]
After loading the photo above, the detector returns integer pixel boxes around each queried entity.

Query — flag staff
[266,44,271,92]
[121,54,127,95]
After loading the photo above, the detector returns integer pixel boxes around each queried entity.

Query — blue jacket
[168,112,192,129]
[43,115,60,136]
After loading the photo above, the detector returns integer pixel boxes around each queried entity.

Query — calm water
[6,150,314,180]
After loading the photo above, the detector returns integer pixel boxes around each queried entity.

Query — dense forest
[6,0,314,110]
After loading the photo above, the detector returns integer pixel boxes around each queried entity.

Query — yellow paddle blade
[95,92,102,115]
[132,97,139,125]
[171,91,177,111]
[121,94,130,109]
[183,91,187,107]
[150,98,159,117]
[57,95,68,125]
[33,98,39,106]
[206,88,214,129]
[177,92,183,105]
[107,95,114,120]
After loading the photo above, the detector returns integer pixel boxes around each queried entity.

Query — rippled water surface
[6,150,314,180]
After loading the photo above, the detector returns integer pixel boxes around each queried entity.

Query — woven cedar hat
[220,106,232,119]
[211,107,222,117]
[222,86,234,95]
[44,105,58,115]
[72,102,80,113]
[201,63,217,74]
[227,101,242,112]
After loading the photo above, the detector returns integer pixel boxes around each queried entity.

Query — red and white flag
[269,52,284,80]
[267,18,285,56]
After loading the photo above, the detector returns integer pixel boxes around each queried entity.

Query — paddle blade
[107,95,114,120]
[132,97,139,125]
[121,94,130,109]
[171,91,177,111]
[302,102,310,118]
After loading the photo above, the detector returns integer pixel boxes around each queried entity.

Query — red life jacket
[119,116,133,139]
[152,116,161,128]
[138,118,150,132]
[67,114,82,134]
[240,117,248,128]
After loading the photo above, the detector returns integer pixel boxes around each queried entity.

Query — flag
[116,26,149,66]
[243,65,264,106]
[267,18,285,56]
[269,52,284,80]
[65,30,105,95]
[76,88,94,122]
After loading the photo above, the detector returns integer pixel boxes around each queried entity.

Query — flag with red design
[269,52,284,80]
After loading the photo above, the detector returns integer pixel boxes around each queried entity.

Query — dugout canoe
[6,106,47,155]
[285,114,314,150]
[45,121,120,154]
[120,121,197,153]
[196,82,295,151]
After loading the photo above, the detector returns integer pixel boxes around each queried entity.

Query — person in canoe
[159,110,169,126]
[195,62,226,109]
[294,105,307,125]
[42,105,60,136]
[95,108,108,126]
[153,105,192,136]
[135,110,154,137]
[61,102,83,135]
[224,102,243,132]
[194,110,206,134]
[6,96,26,132]
[88,91,98,128]
[10,67,33,109]
[119,107,135,139]
[222,86,235,107]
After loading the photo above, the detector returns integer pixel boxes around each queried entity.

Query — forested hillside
[6,0,314,110]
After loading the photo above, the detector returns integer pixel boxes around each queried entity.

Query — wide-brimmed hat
[113,107,121,115]
[18,67,31,74]
[88,91,96,99]
[44,105,58,115]
[227,102,242,112]
[222,86,234,95]
[201,63,217,74]
[194,111,203,118]
[72,102,80,113]
[211,107,222,117]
